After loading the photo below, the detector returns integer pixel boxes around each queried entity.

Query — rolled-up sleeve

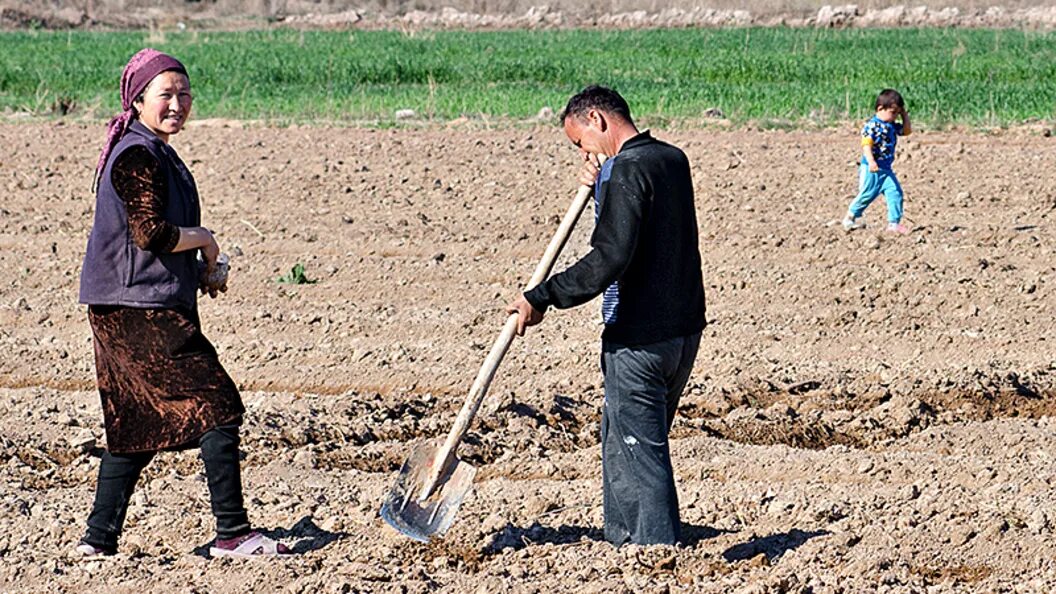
[111,146,180,253]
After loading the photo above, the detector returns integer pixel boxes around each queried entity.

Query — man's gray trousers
[600,331,701,546]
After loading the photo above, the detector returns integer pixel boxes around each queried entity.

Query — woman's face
[133,70,192,142]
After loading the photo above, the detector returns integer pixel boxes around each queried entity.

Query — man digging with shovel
[506,85,706,546]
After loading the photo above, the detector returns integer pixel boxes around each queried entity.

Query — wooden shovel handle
[419,156,605,500]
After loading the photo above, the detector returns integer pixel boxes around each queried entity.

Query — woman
[76,48,289,558]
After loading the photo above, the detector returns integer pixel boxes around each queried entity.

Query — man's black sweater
[525,131,706,346]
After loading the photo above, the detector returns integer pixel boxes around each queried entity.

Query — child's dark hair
[561,85,633,124]
[875,89,905,110]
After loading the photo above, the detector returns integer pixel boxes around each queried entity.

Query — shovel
[380,156,605,543]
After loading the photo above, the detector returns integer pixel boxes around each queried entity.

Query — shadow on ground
[722,528,829,563]
[194,515,347,557]
[484,521,727,554]
[682,523,733,547]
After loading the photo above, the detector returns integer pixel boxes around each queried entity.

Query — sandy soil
[0,121,1054,592]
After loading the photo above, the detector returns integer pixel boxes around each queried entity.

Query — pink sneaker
[887,222,909,234]
[210,531,292,559]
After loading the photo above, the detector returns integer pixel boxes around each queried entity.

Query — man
[506,85,706,546]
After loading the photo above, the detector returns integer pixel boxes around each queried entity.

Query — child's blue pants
[847,164,904,224]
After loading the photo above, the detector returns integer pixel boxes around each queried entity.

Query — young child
[842,89,912,234]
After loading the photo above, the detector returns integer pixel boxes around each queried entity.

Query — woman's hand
[172,226,227,298]
[200,277,226,299]
[200,230,220,270]
[199,232,228,299]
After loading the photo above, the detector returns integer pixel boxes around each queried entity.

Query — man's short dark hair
[875,89,905,110]
[561,85,633,124]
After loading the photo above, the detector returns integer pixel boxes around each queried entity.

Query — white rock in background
[860,5,905,26]
[815,5,858,27]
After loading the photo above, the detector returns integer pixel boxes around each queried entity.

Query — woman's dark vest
[79,121,200,309]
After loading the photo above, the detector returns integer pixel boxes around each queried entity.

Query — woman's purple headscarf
[93,48,188,188]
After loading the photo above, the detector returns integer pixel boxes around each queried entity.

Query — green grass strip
[1,28,1054,126]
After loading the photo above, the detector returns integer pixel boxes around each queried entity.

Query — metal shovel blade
[380,442,477,543]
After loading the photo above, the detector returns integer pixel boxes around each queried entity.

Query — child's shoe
[842,214,865,231]
[886,222,909,234]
